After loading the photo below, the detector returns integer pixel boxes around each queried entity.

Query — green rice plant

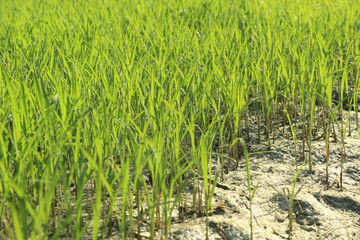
[339,108,352,189]
[0,0,359,239]
[233,138,260,240]
[354,65,360,136]
[200,133,219,240]
[268,107,306,239]
[306,65,318,174]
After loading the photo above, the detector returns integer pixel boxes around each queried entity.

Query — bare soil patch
[165,113,360,239]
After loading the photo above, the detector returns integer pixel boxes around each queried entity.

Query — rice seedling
[236,138,259,240]
[0,0,359,239]
[267,107,306,239]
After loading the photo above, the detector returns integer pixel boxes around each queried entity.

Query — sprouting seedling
[200,133,220,240]
[267,106,306,239]
[316,92,343,188]
[268,181,304,239]
[1,1,359,239]
[231,138,260,240]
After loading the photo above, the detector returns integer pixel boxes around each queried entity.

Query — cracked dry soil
[84,112,360,240]
[166,116,360,240]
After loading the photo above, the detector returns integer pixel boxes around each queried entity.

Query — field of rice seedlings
[1,0,360,239]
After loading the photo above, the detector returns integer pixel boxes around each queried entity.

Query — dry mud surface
[165,115,360,240]
[167,140,360,240]
[86,112,360,240]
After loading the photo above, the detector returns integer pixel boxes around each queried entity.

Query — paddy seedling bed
[1,0,360,239]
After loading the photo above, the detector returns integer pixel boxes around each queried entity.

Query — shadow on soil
[209,221,248,240]
[271,194,321,230]
[315,194,360,215]
[345,166,360,181]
